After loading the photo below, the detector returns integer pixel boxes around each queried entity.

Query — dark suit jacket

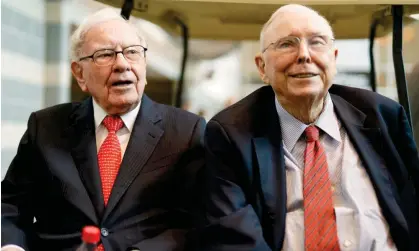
[198,85,419,251]
[1,95,206,251]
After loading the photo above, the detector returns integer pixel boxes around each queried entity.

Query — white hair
[70,8,147,62]
[259,4,334,51]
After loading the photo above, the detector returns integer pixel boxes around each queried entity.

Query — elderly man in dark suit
[1,8,205,251]
[199,4,419,251]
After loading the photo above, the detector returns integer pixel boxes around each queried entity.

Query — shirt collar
[316,93,341,144]
[92,98,141,132]
[275,93,341,151]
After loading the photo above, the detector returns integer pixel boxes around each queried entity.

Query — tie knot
[305,126,319,142]
[102,116,124,132]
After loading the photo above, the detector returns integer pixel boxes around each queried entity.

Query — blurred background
[1,0,419,178]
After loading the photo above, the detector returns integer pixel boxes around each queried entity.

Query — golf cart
[94,0,419,129]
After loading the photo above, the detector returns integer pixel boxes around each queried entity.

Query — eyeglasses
[79,45,148,66]
[262,35,335,54]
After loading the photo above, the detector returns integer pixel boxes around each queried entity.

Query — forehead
[265,11,333,43]
[83,19,141,49]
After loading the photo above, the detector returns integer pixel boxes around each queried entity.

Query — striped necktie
[303,125,340,251]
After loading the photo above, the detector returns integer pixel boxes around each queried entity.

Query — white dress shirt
[276,94,397,251]
[1,99,141,251]
[92,98,141,156]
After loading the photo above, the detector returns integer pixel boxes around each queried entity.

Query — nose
[296,40,312,64]
[112,52,131,72]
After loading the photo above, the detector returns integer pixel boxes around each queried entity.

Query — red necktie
[98,115,124,205]
[303,126,340,251]
[97,116,123,251]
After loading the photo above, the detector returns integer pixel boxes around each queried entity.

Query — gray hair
[70,8,147,62]
[259,4,334,51]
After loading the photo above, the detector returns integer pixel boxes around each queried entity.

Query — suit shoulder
[330,84,401,111]
[21,102,83,141]
[211,85,274,125]
[154,102,204,125]
[32,102,81,121]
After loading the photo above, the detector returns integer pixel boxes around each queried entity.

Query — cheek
[268,55,291,78]
[314,54,336,75]
[132,64,146,80]
[87,68,111,85]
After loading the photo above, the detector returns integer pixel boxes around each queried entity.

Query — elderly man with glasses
[197,4,419,251]
[1,8,206,251]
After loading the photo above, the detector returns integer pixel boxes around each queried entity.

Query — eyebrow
[93,44,141,51]
[91,44,115,51]
[308,32,333,38]
[283,31,328,37]
[95,47,114,51]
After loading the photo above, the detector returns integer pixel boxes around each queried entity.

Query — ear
[144,67,147,85]
[71,61,88,92]
[254,53,269,84]
[331,48,339,76]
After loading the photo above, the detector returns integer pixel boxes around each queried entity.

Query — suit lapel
[251,90,287,251]
[103,95,164,220]
[331,94,409,240]
[66,97,102,223]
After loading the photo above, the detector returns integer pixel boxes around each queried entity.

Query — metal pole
[121,0,134,20]
[392,5,413,128]
[174,18,189,108]
[369,19,378,92]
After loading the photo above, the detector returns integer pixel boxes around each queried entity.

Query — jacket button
[101,228,109,237]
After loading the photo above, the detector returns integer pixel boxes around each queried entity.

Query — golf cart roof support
[392,5,413,128]
[369,19,378,93]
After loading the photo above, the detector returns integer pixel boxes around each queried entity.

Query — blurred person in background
[197,4,419,251]
[1,8,206,251]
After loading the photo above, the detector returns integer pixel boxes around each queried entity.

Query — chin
[292,81,325,95]
[108,98,138,112]
[116,100,138,109]
[291,87,320,98]
[114,92,140,103]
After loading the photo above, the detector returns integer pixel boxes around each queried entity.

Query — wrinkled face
[255,9,338,104]
[71,19,147,115]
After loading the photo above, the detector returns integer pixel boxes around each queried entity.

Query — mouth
[111,80,133,87]
[289,73,318,78]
